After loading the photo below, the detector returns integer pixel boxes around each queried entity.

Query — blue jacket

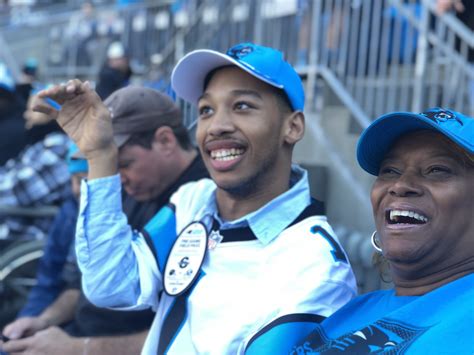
[18,197,78,317]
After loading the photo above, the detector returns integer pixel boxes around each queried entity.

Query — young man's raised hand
[34,79,118,179]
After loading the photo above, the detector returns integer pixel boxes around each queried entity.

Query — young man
[1,87,208,355]
[30,43,356,354]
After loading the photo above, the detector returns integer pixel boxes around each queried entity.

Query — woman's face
[370,130,474,278]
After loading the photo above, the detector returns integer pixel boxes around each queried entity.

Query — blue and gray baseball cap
[357,107,474,176]
[171,42,305,111]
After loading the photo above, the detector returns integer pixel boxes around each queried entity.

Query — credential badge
[163,221,208,296]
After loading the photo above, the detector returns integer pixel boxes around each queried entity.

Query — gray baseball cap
[106,86,182,147]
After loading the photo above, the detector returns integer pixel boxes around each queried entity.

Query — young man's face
[196,66,291,196]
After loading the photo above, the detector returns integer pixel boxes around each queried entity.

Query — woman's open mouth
[386,209,428,225]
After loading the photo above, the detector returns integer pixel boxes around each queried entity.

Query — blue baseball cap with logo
[357,107,474,176]
[171,42,305,111]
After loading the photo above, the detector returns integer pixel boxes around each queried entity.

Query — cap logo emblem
[227,44,254,59]
[420,109,463,126]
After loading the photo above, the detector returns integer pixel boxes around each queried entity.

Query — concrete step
[294,105,375,236]
[295,104,388,293]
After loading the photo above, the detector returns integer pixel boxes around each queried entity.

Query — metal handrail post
[305,0,323,112]
[0,34,21,81]
[253,0,263,45]
[412,0,429,113]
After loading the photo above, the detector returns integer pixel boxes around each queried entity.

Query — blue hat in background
[357,107,474,176]
[23,57,38,76]
[67,142,88,174]
[0,62,15,93]
[171,42,305,111]
[24,57,38,69]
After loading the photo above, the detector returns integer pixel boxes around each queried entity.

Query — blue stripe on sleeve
[143,203,177,273]
[245,313,326,355]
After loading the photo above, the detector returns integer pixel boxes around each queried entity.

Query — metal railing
[2,0,472,120]
[302,0,473,123]
[126,0,474,124]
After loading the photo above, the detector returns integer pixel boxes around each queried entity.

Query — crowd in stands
[0,62,71,241]
[0,1,472,354]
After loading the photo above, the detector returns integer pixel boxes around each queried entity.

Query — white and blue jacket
[76,165,357,354]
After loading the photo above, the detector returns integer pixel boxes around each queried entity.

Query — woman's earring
[371,231,382,253]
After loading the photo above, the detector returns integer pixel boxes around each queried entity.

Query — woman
[292,107,473,354]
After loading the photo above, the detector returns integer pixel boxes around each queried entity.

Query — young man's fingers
[37,80,84,102]
[65,79,84,94]
[31,99,59,118]
[1,336,32,353]
[36,85,66,104]
[2,318,31,339]
[64,78,94,95]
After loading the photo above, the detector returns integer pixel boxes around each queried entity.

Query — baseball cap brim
[171,49,284,106]
[113,133,131,148]
[357,111,473,176]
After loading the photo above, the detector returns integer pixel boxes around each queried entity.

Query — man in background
[1,86,208,355]
[95,41,133,100]
[0,93,70,241]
